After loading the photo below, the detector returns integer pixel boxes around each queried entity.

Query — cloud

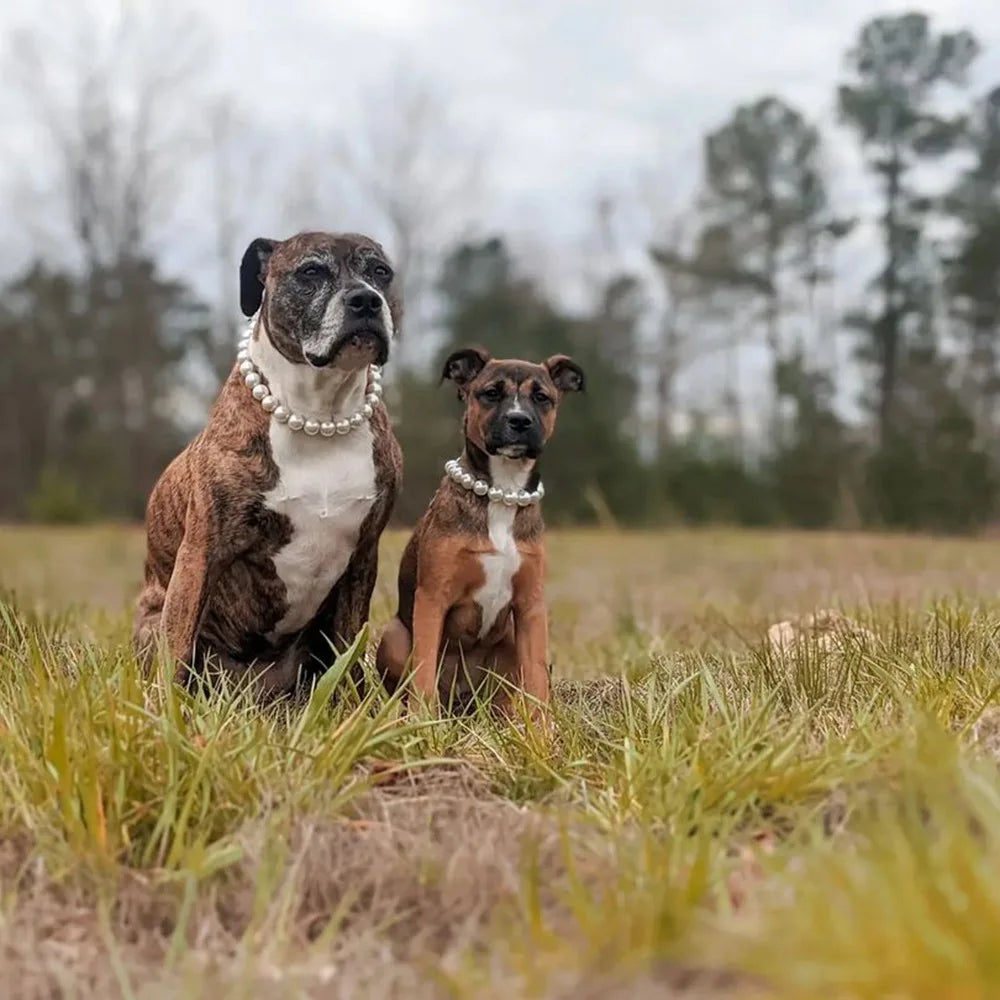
[2,0,1000,273]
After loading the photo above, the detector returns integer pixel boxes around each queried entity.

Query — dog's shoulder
[147,369,281,559]
[418,479,488,547]
[183,368,279,497]
[512,504,544,544]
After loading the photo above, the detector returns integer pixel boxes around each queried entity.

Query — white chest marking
[249,322,378,638]
[263,418,377,639]
[472,457,532,638]
[474,505,520,638]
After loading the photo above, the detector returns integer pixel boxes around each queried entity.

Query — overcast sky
[4,0,1000,262]
[201,0,1000,241]
[223,1,998,206]
[2,0,1000,420]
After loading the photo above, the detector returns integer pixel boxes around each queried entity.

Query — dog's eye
[298,263,326,279]
[479,386,502,403]
[532,390,553,406]
[371,262,393,282]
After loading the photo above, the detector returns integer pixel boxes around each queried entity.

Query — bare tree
[649,210,768,456]
[329,67,487,367]
[0,0,213,518]
[4,0,210,270]
[637,162,756,456]
[647,214,697,454]
[201,97,267,386]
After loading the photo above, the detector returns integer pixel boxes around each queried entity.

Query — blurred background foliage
[4,8,1000,533]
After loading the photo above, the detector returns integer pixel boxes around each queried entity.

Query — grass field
[5,526,1000,998]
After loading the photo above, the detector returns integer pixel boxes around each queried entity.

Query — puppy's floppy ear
[240,237,277,317]
[545,355,586,394]
[440,346,490,397]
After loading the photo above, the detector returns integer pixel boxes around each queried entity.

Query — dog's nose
[304,349,331,367]
[346,287,382,318]
[505,412,532,433]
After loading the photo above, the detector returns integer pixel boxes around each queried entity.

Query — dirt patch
[0,768,650,999]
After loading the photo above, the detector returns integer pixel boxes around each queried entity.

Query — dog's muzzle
[304,284,392,369]
[305,326,389,369]
[487,411,545,459]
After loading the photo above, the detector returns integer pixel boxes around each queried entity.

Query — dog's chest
[263,423,377,637]
[473,504,521,638]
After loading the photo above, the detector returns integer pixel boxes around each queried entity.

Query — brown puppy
[376,346,584,714]
[135,231,402,694]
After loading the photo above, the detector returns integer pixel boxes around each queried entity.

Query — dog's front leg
[411,585,446,710]
[161,501,215,683]
[514,602,550,708]
[312,539,380,654]
[512,554,551,719]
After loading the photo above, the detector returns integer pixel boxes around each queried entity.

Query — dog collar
[235,334,383,436]
[444,458,545,507]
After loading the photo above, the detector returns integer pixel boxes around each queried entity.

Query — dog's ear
[545,355,586,394]
[240,237,277,317]
[441,347,490,396]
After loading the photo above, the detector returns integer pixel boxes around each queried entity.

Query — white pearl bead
[439,457,544,505]
[303,419,320,435]
[251,383,268,401]
[336,419,351,435]
[365,393,378,407]
[287,414,305,431]
[349,413,364,428]
[237,349,249,362]
[361,404,373,419]
[273,406,290,423]
[371,381,383,396]
[239,360,254,376]
[371,366,382,381]
[261,395,278,412]
[245,372,261,388]
[320,421,336,437]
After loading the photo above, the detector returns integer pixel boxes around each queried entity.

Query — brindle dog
[135,232,402,694]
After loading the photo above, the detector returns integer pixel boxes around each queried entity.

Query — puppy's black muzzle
[486,410,545,459]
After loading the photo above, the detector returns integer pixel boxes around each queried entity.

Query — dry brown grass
[5,526,1000,998]
[7,524,1000,651]
[0,765,753,1000]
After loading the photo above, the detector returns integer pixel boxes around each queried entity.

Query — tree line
[3,9,1000,531]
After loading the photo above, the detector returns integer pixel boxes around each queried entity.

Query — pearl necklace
[235,333,383,435]
[444,458,545,506]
